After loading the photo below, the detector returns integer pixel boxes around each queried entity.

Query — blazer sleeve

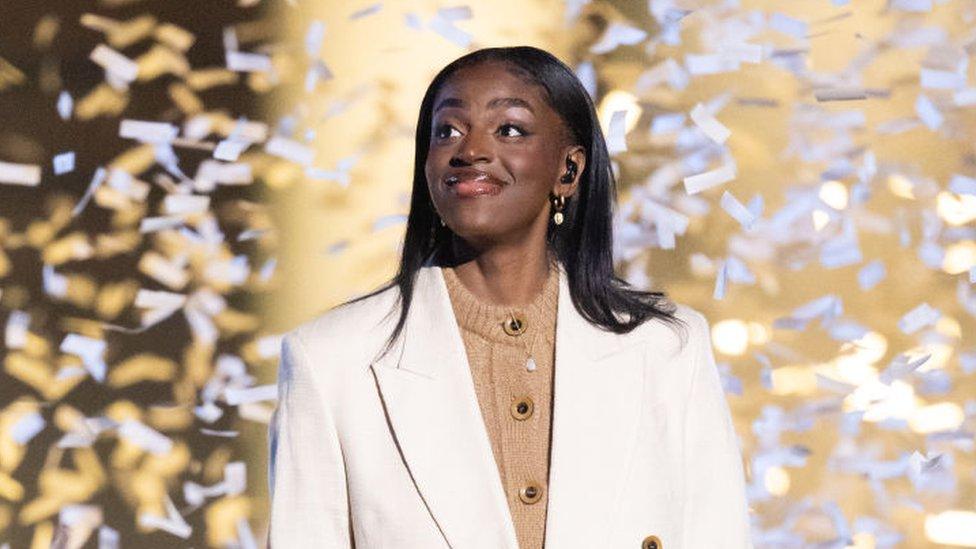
[680,311,753,548]
[268,332,353,548]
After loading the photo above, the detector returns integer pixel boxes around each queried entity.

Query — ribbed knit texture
[441,261,560,549]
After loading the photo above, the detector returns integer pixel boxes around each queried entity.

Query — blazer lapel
[370,263,648,548]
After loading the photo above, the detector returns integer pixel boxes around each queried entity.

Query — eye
[498,123,527,138]
[434,124,461,139]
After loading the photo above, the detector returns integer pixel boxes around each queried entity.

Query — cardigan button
[502,314,527,336]
[641,535,662,549]
[510,396,534,420]
[518,481,543,504]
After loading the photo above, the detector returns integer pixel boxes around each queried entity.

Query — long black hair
[341,45,686,362]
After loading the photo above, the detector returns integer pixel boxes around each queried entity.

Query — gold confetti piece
[0,57,27,91]
[80,14,157,50]
[73,84,129,120]
[0,472,25,502]
[108,354,177,388]
[204,495,250,547]
[137,251,191,290]
[41,232,95,265]
[183,68,239,90]
[167,82,203,114]
[154,23,195,52]
[135,44,191,81]
[95,279,139,319]
[32,14,61,49]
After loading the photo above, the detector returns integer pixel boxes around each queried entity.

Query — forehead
[434,62,550,109]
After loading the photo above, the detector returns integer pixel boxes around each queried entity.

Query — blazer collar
[370,262,653,548]
[386,262,645,379]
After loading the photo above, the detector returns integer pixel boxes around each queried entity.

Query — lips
[443,169,505,198]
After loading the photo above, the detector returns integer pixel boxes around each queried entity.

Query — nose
[450,130,493,165]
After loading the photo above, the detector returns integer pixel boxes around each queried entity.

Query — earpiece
[560,159,577,183]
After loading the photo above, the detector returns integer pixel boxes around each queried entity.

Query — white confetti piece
[920,67,965,89]
[237,517,258,549]
[953,87,976,106]
[858,260,886,290]
[226,51,272,73]
[224,383,278,405]
[720,190,757,230]
[196,159,253,186]
[118,419,173,454]
[53,151,75,175]
[892,0,932,11]
[138,493,190,538]
[0,160,41,186]
[879,352,931,384]
[119,119,179,143]
[897,302,941,334]
[684,52,740,75]
[690,102,730,144]
[213,139,249,161]
[98,525,119,549]
[162,193,211,215]
[42,264,69,298]
[713,259,727,300]
[590,21,648,54]
[437,6,473,20]
[683,158,736,194]
[5,309,30,349]
[60,333,108,383]
[200,428,237,437]
[89,44,138,83]
[58,504,103,549]
[768,12,809,39]
[427,13,471,47]
[605,109,628,154]
[915,93,943,129]
[11,412,45,444]
[948,174,976,195]
[57,90,73,120]
[304,20,325,55]
[650,112,686,135]
[264,135,314,166]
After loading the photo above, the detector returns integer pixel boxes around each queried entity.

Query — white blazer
[268,261,753,549]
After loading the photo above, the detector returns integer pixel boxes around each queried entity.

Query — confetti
[683,158,736,194]
[690,102,731,144]
[89,44,138,83]
[590,21,648,54]
[52,151,75,175]
[0,160,42,186]
[605,109,628,155]
[119,119,179,143]
[897,302,941,334]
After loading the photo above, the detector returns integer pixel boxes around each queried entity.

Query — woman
[268,46,752,549]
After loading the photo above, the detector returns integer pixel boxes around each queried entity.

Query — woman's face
[425,61,585,250]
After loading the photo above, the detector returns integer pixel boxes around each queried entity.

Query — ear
[552,145,586,199]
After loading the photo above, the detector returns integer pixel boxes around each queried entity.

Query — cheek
[505,148,559,190]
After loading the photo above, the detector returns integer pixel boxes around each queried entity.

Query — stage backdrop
[0,0,974,547]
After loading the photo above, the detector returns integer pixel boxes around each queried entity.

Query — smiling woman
[267,46,753,549]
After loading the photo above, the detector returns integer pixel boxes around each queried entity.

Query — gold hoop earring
[552,194,566,225]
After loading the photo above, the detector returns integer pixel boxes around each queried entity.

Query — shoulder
[284,280,402,370]
[629,299,709,353]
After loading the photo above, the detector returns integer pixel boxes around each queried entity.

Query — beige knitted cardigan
[441,262,560,549]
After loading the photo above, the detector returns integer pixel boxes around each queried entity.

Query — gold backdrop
[0,0,973,547]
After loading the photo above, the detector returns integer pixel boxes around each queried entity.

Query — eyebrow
[433,96,535,114]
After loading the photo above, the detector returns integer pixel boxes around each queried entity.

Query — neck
[438,235,556,307]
